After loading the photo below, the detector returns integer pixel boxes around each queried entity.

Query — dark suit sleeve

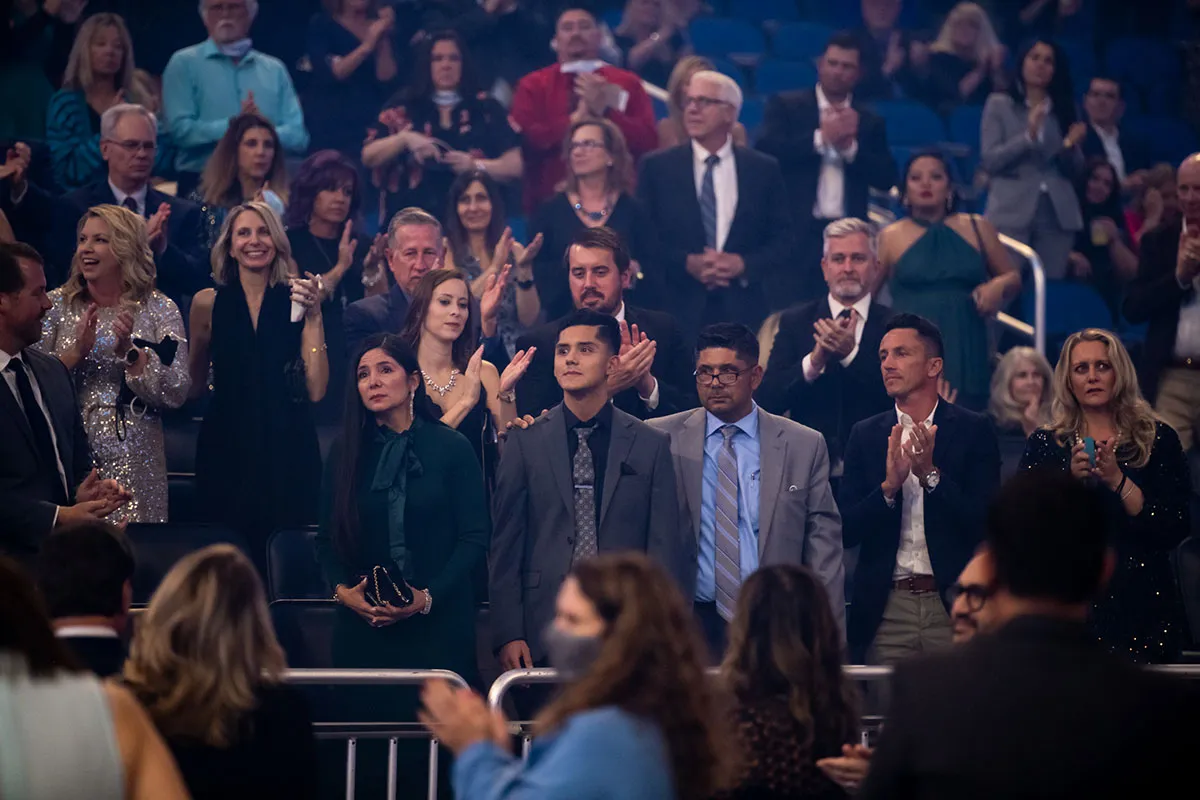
[757,309,809,414]
[1123,229,1190,323]
[926,413,1000,547]
[647,317,698,416]
[839,421,900,548]
[426,432,490,602]
[489,428,529,650]
[69,377,91,496]
[738,159,795,286]
[155,203,210,297]
[342,300,376,357]
[0,492,58,548]
[858,663,917,800]
[645,431,695,597]
[514,328,559,418]
[850,112,898,192]
[2,179,74,286]
[636,157,692,281]
[756,95,821,174]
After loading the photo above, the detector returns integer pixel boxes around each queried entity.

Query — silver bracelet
[420,589,432,615]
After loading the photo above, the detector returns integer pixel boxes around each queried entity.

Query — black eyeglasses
[694,368,747,386]
[947,582,993,612]
[683,95,730,110]
[105,139,157,154]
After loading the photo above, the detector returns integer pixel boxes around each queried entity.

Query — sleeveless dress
[195,279,322,562]
[889,218,991,403]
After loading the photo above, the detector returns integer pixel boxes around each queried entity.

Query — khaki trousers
[1155,367,1200,452]
[864,588,953,716]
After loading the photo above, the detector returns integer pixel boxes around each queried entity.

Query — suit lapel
[599,411,636,527]
[680,409,707,538]
[541,407,576,517]
[673,147,706,245]
[931,401,955,469]
[756,409,787,556]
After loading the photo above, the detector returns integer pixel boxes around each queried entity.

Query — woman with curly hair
[419,553,726,800]
[1020,328,1191,663]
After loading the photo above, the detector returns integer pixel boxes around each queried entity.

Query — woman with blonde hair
[189,112,290,249]
[419,553,726,799]
[989,345,1053,478]
[658,55,748,149]
[124,544,317,799]
[35,204,189,523]
[924,2,1007,109]
[1020,328,1190,663]
[188,202,325,566]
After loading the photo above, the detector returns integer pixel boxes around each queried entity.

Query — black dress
[530,192,659,318]
[922,52,994,111]
[1019,423,1191,663]
[195,279,322,562]
[305,12,396,156]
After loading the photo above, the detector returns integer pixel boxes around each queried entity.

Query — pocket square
[620,462,638,476]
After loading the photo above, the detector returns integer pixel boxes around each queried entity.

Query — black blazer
[59,634,126,678]
[756,297,894,466]
[636,144,794,338]
[839,402,1000,659]
[514,305,697,419]
[0,347,91,560]
[1081,124,1151,178]
[1123,219,1188,403]
[343,283,409,356]
[757,89,896,224]
[860,615,1200,800]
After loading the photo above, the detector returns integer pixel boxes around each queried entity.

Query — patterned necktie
[700,154,719,249]
[7,357,68,505]
[571,426,598,563]
[714,425,741,621]
[121,196,140,216]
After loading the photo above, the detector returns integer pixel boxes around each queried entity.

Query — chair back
[267,527,331,601]
[126,523,249,605]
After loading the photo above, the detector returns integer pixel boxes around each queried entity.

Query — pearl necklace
[422,368,459,398]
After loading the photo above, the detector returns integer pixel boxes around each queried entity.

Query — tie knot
[705,154,720,168]
[5,356,23,372]
[575,426,594,444]
[122,196,139,213]
[838,308,854,320]
[720,424,738,442]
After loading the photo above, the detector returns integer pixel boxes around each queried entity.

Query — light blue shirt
[696,404,760,603]
[162,39,309,174]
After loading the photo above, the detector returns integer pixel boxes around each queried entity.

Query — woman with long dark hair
[419,553,726,800]
[1067,157,1139,323]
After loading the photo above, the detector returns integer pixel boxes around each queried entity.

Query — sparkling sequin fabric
[1020,423,1191,663]
[37,290,191,523]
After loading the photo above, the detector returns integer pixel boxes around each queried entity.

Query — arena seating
[126,522,249,604]
[267,527,331,602]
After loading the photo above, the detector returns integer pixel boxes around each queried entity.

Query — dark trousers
[693,601,728,665]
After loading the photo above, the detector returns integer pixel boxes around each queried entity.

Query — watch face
[925,471,940,489]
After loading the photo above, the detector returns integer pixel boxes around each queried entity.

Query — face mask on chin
[217,38,253,59]
[542,623,603,682]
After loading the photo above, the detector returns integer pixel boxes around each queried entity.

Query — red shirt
[510,63,658,213]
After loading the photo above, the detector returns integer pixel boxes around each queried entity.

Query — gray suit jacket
[647,406,846,637]
[489,404,693,661]
[980,92,1084,231]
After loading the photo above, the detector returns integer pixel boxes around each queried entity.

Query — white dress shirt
[893,402,937,578]
[56,625,120,639]
[802,292,873,383]
[1175,219,1200,360]
[108,180,149,217]
[812,84,859,220]
[691,135,738,252]
[0,347,71,518]
[613,302,659,408]
[1090,124,1126,182]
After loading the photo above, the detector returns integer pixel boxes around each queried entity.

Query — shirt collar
[691,135,734,166]
[613,302,626,323]
[56,625,120,639]
[560,59,605,74]
[0,347,15,373]
[705,403,759,440]
[109,179,147,210]
[200,37,257,61]
[827,292,872,321]
[896,400,938,428]
[563,401,614,431]
[815,83,852,112]
[1090,122,1118,140]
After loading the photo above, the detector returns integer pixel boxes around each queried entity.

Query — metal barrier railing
[995,234,1048,357]
[284,669,470,800]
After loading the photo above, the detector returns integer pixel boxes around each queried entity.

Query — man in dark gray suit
[0,243,128,562]
[648,323,844,658]
[490,308,692,671]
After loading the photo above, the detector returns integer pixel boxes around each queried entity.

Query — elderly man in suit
[638,70,793,343]
[490,309,691,674]
[758,217,894,474]
[0,243,128,562]
[648,323,844,659]
[758,33,896,305]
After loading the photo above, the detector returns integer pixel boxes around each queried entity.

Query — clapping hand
[575,72,613,116]
[607,321,656,396]
[813,315,856,360]
[971,280,1006,316]
[512,232,543,268]
[1064,121,1088,149]
[146,203,171,256]
[901,422,937,479]
[289,272,323,318]
[937,377,958,404]
[460,345,485,403]
[498,347,536,396]
[419,679,510,756]
[112,309,136,358]
[1027,100,1049,139]
[367,6,395,45]
[76,468,132,508]
[882,423,913,498]
[1,142,31,190]
[406,131,442,164]
[73,303,100,361]
[479,262,512,338]
[441,150,476,174]
[817,744,873,792]
[1177,225,1200,284]
[1093,438,1123,490]
[241,91,260,116]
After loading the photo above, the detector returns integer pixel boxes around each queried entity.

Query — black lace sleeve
[1018,428,1070,473]
[1125,422,1192,552]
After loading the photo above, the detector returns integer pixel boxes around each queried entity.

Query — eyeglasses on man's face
[694,368,747,386]
[947,582,992,612]
[683,95,729,110]
[106,139,157,155]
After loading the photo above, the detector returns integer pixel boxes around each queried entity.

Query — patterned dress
[37,289,190,523]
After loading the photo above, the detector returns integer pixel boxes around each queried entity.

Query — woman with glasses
[529,118,657,318]
[35,204,190,523]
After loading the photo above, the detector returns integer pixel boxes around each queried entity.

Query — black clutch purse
[361,565,413,608]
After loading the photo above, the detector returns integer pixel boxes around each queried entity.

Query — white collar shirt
[0,347,70,513]
[894,401,938,578]
[1090,124,1126,182]
[691,135,738,252]
[1175,218,1200,360]
[108,180,148,217]
[812,84,859,220]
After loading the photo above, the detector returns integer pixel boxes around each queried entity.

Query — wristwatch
[123,346,142,366]
[921,469,941,492]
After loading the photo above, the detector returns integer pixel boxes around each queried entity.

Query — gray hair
[100,103,158,140]
[199,0,259,18]
[387,207,444,250]
[822,217,877,258]
[689,69,743,116]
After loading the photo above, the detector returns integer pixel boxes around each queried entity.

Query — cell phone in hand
[1083,437,1096,467]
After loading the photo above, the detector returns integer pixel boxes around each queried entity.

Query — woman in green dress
[878,150,1022,410]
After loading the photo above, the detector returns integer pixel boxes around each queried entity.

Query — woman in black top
[923,2,1008,111]
[1067,157,1139,324]
[305,0,398,156]
[530,117,658,317]
[360,29,521,222]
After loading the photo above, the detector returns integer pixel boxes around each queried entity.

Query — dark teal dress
[889,218,991,403]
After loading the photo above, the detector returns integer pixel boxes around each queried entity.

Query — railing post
[386,737,398,800]
[345,738,357,800]
[427,739,439,800]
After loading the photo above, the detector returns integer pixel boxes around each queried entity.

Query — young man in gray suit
[648,323,845,659]
[490,308,692,673]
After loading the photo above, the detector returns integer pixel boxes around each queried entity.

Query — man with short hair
[514,226,695,419]
[490,308,690,673]
[860,470,1200,798]
[163,0,309,193]
[511,6,657,212]
[758,217,894,473]
[37,520,135,677]
[759,34,896,304]
[839,313,1000,664]
[1081,76,1150,186]
[0,243,128,561]
[639,70,793,341]
[648,323,844,659]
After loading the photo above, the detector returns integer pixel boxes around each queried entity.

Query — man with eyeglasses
[648,323,843,660]
[1081,76,1150,189]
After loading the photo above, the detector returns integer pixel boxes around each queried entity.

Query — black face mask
[542,623,603,682]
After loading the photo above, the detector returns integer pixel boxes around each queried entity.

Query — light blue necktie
[700,154,719,249]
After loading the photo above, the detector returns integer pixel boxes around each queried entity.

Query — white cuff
[840,139,859,162]
[839,345,859,368]
[813,129,829,154]
[801,353,823,383]
[639,377,660,410]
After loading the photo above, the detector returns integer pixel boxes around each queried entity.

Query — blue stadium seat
[872,101,946,147]
[652,95,669,121]
[732,0,800,25]
[755,59,817,95]
[1105,37,1181,112]
[708,56,748,89]
[771,21,835,62]
[690,18,765,59]
[267,527,331,601]
[126,523,249,604]
[1054,38,1095,99]
[740,96,766,140]
[1122,116,1199,167]
[948,104,984,151]
[1023,280,1113,341]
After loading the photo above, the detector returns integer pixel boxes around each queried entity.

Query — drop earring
[409,391,415,421]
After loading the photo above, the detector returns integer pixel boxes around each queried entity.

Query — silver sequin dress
[37,290,191,523]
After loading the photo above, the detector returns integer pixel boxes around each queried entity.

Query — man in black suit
[0,243,128,562]
[515,226,695,419]
[1,105,208,300]
[839,314,1000,664]
[638,69,793,343]
[758,217,893,473]
[860,470,1200,799]
[758,32,896,304]
[37,519,135,678]
[1081,77,1151,189]
[1124,153,1200,454]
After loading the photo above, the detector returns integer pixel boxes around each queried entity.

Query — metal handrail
[996,233,1048,357]
[284,669,469,800]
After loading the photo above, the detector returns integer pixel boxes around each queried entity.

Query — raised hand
[498,346,536,396]
[902,422,937,479]
[937,377,958,404]
[607,337,656,396]
[73,303,100,361]
[241,91,259,116]
[489,226,514,272]
[112,309,135,358]
[479,262,512,338]
[882,423,912,497]
[512,232,543,267]
[146,202,171,255]
[289,273,322,318]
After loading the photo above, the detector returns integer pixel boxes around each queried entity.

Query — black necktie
[122,196,140,216]
[7,357,69,504]
[837,308,853,321]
